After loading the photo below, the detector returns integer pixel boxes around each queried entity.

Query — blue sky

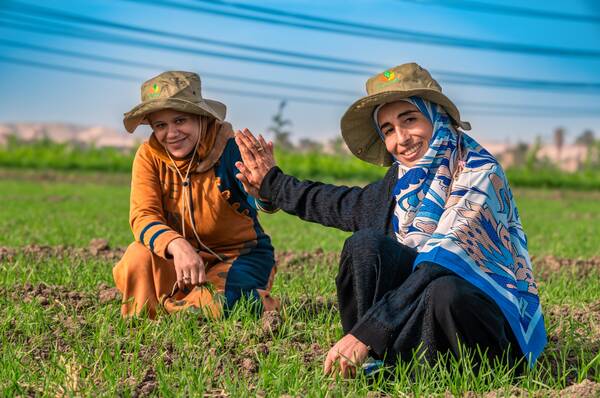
[0,0,599,144]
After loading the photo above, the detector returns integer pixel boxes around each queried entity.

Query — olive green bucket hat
[340,62,471,167]
[123,71,226,133]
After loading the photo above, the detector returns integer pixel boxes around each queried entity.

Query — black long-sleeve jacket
[259,165,399,236]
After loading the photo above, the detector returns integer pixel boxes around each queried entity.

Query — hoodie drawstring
[164,117,226,263]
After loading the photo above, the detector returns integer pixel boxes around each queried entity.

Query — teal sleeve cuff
[255,198,280,213]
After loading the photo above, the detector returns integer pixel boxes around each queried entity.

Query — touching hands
[234,128,276,199]
[324,334,370,378]
[167,238,206,290]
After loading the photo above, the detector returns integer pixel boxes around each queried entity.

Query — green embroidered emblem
[380,70,396,82]
[147,83,161,98]
[374,70,400,89]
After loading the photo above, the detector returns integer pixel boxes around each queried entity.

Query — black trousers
[336,229,522,367]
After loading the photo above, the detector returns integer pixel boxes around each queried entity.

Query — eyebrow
[150,114,186,126]
[379,110,419,129]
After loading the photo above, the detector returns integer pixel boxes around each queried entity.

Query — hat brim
[123,97,226,133]
[340,88,470,167]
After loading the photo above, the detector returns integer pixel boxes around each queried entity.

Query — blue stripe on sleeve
[149,228,169,252]
[140,221,163,245]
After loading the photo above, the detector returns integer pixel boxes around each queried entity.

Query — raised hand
[234,128,275,199]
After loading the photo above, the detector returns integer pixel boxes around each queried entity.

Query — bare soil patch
[1,281,121,314]
[2,245,596,283]
[540,301,600,384]
[275,250,600,280]
[97,282,121,304]
[462,379,600,398]
[133,368,157,398]
[533,255,600,279]
[261,310,282,335]
[0,239,125,262]
[13,282,95,310]
[275,248,339,270]
[546,301,600,338]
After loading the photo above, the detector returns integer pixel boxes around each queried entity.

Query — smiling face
[148,109,204,158]
[376,100,433,167]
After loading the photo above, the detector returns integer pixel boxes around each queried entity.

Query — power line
[0,14,373,76]
[12,1,582,84]
[3,0,381,70]
[465,102,600,113]
[0,55,138,82]
[6,37,600,114]
[0,54,598,117]
[2,11,600,95]
[6,2,600,92]
[0,38,165,72]
[396,0,600,24]
[5,37,600,109]
[0,38,362,97]
[0,39,600,102]
[432,71,600,91]
[121,0,600,58]
[0,54,353,107]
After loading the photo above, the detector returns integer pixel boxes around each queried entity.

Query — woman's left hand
[324,334,370,378]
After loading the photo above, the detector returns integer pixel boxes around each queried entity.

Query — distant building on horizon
[0,122,139,150]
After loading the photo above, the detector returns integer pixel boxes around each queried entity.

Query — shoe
[361,357,385,376]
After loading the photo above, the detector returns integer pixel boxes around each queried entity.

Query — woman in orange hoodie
[113,71,278,319]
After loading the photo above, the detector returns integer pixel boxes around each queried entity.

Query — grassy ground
[1,174,600,257]
[1,171,599,396]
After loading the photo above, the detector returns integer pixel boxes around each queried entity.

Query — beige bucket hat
[341,62,471,167]
[123,71,226,133]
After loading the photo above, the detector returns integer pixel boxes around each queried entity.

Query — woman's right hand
[167,238,206,290]
[234,128,275,199]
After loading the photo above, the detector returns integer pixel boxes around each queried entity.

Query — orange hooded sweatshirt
[126,120,277,310]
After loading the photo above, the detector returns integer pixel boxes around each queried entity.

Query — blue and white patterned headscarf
[375,97,546,365]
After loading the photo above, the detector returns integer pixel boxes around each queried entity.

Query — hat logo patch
[147,83,161,98]
[374,70,401,89]
[380,71,396,82]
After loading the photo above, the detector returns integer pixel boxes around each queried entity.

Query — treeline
[1,137,600,190]
[0,136,384,182]
[0,136,134,172]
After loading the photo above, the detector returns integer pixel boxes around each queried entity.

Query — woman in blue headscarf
[234,63,546,378]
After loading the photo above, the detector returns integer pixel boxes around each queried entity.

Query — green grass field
[1,171,599,397]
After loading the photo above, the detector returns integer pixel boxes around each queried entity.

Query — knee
[124,242,153,267]
[338,230,387,285]
[341,229,386,259]
[427,276,469,317]
[114,242,154,282]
